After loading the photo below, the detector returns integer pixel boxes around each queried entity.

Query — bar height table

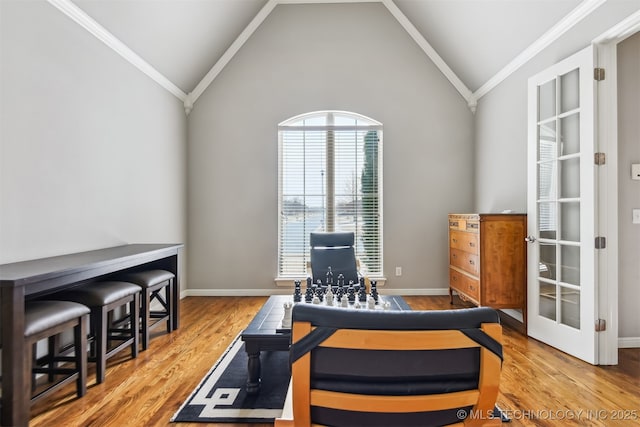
[0,243,183,427]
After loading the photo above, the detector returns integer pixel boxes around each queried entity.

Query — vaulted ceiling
[51,0,610,111]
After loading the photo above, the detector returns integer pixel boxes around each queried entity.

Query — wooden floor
[30,296,639,427]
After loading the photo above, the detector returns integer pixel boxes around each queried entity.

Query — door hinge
[594,68,605,81]
[595,152,606,165]
[595,319,606,332]
[595,236,606,249]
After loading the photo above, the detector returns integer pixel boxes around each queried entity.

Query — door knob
[525,236,536,243]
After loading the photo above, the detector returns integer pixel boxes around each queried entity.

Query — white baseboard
[618,337,640,348]
[181,287,451,298]
[182,288,292,297]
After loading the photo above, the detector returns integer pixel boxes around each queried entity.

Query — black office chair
[309,232,360,287]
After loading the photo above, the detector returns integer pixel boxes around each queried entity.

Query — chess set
[280,267,389,329]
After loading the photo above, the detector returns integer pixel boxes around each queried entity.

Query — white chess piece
[341,294,348,307]
[312,294,320,304]
[354,301,361,309]
[367,295,376,309]
[281,301,293,328]
[383,301,391,310]
[325,288,334,305]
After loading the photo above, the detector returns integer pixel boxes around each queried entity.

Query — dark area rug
[172,335,510,424]
[171,335,290,423]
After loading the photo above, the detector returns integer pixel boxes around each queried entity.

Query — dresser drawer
[449,268,480,302]
[449,230,479,254]
[450,248,479,276]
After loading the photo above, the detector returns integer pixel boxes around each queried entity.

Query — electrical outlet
[395,267,402,276]
[633,209,640,224]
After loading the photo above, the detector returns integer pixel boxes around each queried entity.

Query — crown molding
[593,8,640,44]
[47,0,614,115]
[46,0,187,103]
[380,0,474,108]
[473,0,606,101]
[187,0,278,109]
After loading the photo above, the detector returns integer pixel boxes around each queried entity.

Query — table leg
[245,344,261,395]
[2,285,28,427]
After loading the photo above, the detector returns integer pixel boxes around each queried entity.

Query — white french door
[526,46,597,364]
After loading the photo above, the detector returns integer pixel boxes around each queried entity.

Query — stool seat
[25,301,90,337]
[56,281,141,306]
[122,269,174,288]
[25,300,89,405]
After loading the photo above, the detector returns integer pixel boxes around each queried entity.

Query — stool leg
[29,342,37,394]
[166,280,174,332]
[47,335,58,383]
[26,338,35,399]
[75,315,88,397]
[95,307,108,384]
[131,293,140,358]
[141,288,150,351]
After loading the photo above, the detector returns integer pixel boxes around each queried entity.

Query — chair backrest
[309,232,359,286]
[287,304,503,427]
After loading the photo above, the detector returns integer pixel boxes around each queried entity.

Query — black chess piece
[336,274,344,300]
[326,266,334,287]
[293,280,302,302]
[347,284,356,303]
[358,283,367,302]
[305,284,314,303]
[370,280,379,303]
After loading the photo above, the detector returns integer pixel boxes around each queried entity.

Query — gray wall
[187,2,474,292]
[474,1,640,340]
[617,31,640,339]
[0,1,187,264]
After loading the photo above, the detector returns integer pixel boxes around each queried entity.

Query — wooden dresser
[448,213,526,315]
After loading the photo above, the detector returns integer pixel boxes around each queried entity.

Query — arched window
[278,111,383,279]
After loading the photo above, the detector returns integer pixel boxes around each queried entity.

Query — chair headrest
[310,232,354,248]
[292,304,500,330]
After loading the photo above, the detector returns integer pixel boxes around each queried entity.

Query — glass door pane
[536,68,582,331]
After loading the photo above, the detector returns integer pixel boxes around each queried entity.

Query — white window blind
[278,111,382,278]
[538,124,557,236]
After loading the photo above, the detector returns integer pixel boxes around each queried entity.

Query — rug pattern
[171,336,290,423]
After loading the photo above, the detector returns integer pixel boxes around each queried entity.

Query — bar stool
[119,269,174,351]
[52,281,141,384]
[25,300,89,403]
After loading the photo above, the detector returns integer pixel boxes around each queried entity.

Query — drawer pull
[452,238,458,243]
[469,242,476,247]
[452,276,458,281]
[469,285,475,291]
[452,253,457,259]
[469,260,475,265]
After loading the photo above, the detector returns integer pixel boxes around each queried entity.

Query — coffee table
[240,294,410,394]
